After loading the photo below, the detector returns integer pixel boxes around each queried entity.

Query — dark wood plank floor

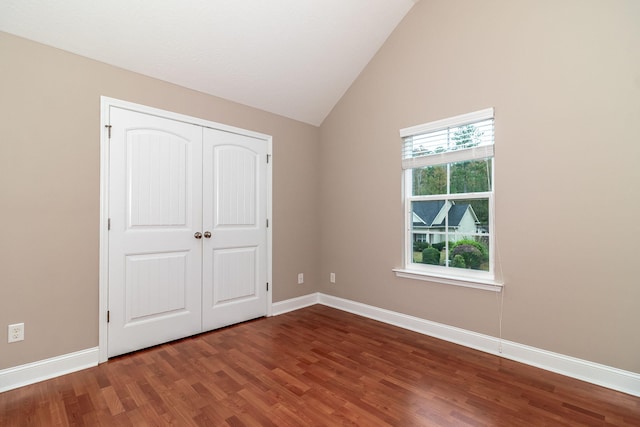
[1,305,639,426]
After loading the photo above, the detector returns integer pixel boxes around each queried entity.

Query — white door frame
[99,96,273,363]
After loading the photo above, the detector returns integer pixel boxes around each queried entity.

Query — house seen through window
[400,108,494,281]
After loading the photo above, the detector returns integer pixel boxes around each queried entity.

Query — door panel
[125,252,188,320]
[212,247,257,302]
[202,128,267,331]
[215,145,258,226]
[127,132,188,227]
[108,107,268,357]
[108,107,203,357]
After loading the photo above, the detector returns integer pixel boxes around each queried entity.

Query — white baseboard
[276,292,640,397]
[271,292,320,316]
[0,347,99,393]
[0,294,316,394]
[3,295,638,397]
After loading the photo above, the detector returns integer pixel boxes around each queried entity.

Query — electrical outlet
[8,323,24,343]
[330,273,336,283]
[297,273,304,284]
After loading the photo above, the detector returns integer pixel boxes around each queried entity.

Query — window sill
[392,268,504,292]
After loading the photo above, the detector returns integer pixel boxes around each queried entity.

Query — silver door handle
[194,232,202,239]
[204,231,212,238]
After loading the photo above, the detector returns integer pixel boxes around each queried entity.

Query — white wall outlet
[297,273,304,284]
[8,323,24,343]
[330,272,336,283]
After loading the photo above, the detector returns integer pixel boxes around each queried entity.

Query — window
[396,108,496,287]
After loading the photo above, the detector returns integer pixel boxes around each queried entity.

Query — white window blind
[400,108,494,169]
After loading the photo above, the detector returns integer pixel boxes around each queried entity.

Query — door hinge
[266,218,269,228]
[266,282,269,291]
[267,154,271,164]
[107,310,110,323]
[107,218,111,230]
[105,124,112,139]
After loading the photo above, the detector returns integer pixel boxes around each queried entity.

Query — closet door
[201,128,268,331]
[108,108,203,357]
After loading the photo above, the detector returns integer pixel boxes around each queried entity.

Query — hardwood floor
[1,305,639,426]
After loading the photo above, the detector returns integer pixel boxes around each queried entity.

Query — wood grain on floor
[1,305,638,426]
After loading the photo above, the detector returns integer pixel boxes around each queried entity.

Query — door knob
[204,231,212,238]
[194,232,202,239]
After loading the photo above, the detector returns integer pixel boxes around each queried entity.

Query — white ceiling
[0,0,416,125]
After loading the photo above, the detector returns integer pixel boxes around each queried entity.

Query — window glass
[412,165,447,196]
[450,158,492,194]
[401,108,494,280]
[410,198,489,271]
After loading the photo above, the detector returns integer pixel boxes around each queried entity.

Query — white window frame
[393,108,503,292]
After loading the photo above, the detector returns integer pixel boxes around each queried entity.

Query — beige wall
[0,32,320,370]
[2,0,639,377]
[319,0,640,373]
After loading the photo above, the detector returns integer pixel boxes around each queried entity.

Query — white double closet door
[107,107,268,357]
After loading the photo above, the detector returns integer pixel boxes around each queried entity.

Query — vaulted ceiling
[0,0,416,125]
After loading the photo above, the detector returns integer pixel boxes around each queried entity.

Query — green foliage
[449,239,490,271]
[413,160,493,199]
[421,248,440,265]
[451,244,483,269]
[450,124,492,205]
[412,164,447,196]
[467,197,490,226]
[450,159,492,197]
[450,239,488,259]
[451,254,466,268]
[431,241,451,252]
[411,125,492,225]
[413,241,430,252]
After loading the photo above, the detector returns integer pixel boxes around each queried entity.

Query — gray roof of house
[412,200,471,228]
